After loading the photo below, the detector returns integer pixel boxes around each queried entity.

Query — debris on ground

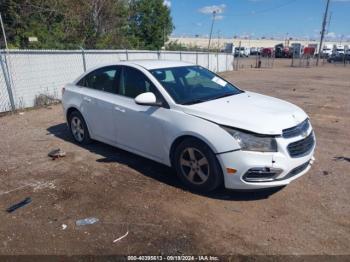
[323,171,329,176]
[113,231,129,243]
[34,94,60,107]
[32,181,56,192]
[48,148,66,160]
[6,197,32,213]
[333,156,350,163]
[61,224,67,230]
[75,217,99,226]
[224,207,241,213]
[19,112,25,115]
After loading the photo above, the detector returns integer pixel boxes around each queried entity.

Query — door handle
[114,106,125,113]
[83,97,92,102]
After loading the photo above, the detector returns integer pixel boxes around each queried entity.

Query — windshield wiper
[182,99,207,105]
[210,93,236,100]
[182,92,241,105]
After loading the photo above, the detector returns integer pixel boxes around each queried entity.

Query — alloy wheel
[179,147,210,185]
[71,116,85,142]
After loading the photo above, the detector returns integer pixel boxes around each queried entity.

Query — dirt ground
[0,62,349,256]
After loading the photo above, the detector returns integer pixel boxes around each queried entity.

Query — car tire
[173,138,223,192]
[68,110,92,145]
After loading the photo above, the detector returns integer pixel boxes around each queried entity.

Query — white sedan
[62,60,315,192]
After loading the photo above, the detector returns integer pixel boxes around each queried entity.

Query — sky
[165,0,350,41]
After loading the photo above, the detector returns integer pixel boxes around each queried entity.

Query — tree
[1,0,75,49]
[0,0,129,49]
[128,0,173,50]
[72,0,129,49]
[0,0,173,50]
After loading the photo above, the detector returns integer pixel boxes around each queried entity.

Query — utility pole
[207,10,216,51]
[327,12,332,35]
[217,30,221,52]
[316,0,330,66]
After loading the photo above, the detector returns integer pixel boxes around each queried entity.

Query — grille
[287,132,315,158]
[283,119,310,138]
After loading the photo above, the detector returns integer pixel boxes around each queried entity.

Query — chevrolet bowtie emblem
[301,130,308,138]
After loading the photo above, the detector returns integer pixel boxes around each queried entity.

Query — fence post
[235,41,241,71]
[216,52,219,72]
[179,51,182,61]
[207,52,210,69]
[157,50,161,60]
[81,48,86,72]
[0,53,15,111]
[232,54,235,70]
[225,53,228,71]
[125,49,129,60]
[196,51,198,65]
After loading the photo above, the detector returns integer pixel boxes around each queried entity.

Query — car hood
[181,91,308,135]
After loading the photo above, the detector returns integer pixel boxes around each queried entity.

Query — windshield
[150,66,243,105]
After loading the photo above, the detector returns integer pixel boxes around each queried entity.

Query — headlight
[222,126,277,152]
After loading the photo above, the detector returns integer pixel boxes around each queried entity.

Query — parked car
[234,47,250,57]
[62,60,316,192]
[261,47,274,57]
[250,47,260,56]
[327,54,350,63]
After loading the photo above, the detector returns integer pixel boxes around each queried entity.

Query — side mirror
[135,92,160,106]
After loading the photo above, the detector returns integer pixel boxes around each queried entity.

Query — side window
[77,66,120,94]
[119,66,157,98]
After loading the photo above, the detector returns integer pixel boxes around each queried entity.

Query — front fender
[161,110,240,165]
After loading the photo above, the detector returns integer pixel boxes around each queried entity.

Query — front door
[113,66,167,161]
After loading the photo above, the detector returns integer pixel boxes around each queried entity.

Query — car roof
[100,60,194,70]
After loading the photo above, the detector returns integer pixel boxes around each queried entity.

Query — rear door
[77,66,121,143]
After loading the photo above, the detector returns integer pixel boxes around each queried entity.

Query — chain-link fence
[231,52,350,71]
[0,49,234,113]
[0,54,13,113]
[233,54,276,70]
[291,54,350,68]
